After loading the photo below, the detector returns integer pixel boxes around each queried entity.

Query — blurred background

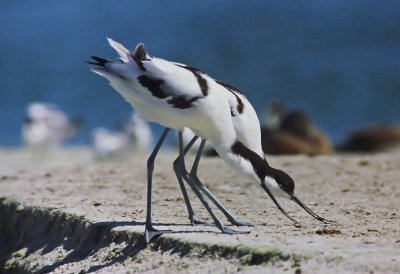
[1,0,400,148]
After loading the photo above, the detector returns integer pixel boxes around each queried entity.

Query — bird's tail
[107,38,130,62]
[107,38,148,61]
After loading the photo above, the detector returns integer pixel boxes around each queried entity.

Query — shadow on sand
[0,202,223,273]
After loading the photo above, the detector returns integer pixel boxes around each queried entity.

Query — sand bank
[0,148,399,273]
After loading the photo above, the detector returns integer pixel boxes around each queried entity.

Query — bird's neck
[214,140,269,182]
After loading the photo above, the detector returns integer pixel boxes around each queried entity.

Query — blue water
[1,1,400,146]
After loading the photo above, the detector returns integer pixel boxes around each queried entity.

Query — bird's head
[261,167,331,224]
[263,168,295,198]
[230,140,331,224]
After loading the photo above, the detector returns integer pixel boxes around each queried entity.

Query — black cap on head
[268,167,295,195]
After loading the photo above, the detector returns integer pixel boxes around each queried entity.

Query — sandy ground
[0,147,399,273]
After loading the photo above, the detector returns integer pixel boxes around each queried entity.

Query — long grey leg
[178,137,243,234]
[173,133,226,228]
[188,139,254,227]
[181,172,239,234]
[172,132,202,225]
[145,127,170,244]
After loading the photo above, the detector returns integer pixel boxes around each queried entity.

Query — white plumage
[91,39,263,180]
[181,127,214,153]
[88,38,330,243]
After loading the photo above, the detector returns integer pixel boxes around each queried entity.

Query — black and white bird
[88,38,330,243]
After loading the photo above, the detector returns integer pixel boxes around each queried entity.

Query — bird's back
[90,39,264,158]
[214,81,263,157]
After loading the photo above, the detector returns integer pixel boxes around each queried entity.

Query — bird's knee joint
[147,159,155,170]
[173,158,180,167]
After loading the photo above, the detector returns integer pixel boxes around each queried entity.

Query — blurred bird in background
[91,112,153,159]
[90,127,131,159]
[261,101,332,155]
[125,112,153,152]
[338,124,400,153]
[22,102,82,150]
